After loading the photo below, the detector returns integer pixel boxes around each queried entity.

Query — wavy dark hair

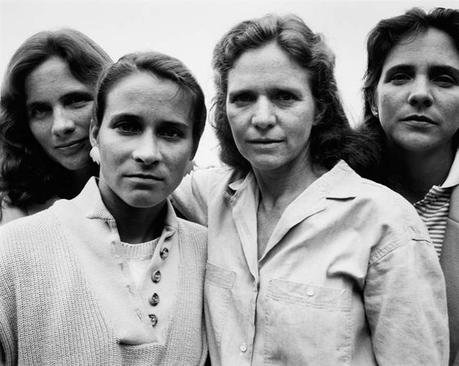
[359,7,459,183]
[93,51,206,156]
[211,13,365,175]
[0,28,112,210]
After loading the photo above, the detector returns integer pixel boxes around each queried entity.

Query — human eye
[432,74,458,88]
[389,72,411,85]
[228,91,255,106]
[272,90,298,104]
[64,92,93,109]
[28,103,50,120]
[114,120,141,135]
[158,123,186,140]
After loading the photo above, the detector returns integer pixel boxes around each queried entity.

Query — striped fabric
[414,186,452,257]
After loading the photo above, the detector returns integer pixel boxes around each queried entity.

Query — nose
[407,77,433,108]
[51,106,76,137]
[251,97,276,129]
[132,133,161,166]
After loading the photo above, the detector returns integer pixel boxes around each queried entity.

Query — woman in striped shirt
[357,7,459,365]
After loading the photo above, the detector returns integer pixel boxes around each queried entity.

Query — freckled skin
[25,56,94,170]
[226,42,316,177]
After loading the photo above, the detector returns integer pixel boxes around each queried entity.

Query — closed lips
[401,115,436,124]
[126,174,163,180]
[55,138,86,149]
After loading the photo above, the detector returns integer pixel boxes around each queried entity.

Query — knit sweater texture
[0,180,208,365]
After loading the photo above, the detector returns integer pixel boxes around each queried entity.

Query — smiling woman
[0,28,112,224]
[0,51,208,365]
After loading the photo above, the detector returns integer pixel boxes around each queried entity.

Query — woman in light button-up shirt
[172,14,448,365]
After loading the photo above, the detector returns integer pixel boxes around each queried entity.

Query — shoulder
[0,200,26,226]
[177,218,207,239]
[326,162,431,250]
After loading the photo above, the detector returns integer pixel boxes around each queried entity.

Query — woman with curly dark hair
[172,13,448,365]
[357,7,459,364]
[0,28,112,224]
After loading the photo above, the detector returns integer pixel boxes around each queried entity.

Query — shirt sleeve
[364,236,449,366]
[172,167,226,226]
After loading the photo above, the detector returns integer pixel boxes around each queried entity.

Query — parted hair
[93,51,206,156]
[358,7,459,182]
[211,13,355,174]
[0,28,111,210]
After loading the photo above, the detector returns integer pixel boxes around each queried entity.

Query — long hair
[93,51,206,156]
[212,14,357,175]
[359,7,459,183]
[0,28,112,210]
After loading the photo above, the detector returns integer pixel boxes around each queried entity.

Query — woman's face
[374,28,459,154]
[226,42,316,175]
[25,56,94,170]
[92,72,194,210]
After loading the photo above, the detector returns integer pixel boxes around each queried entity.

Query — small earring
[89,146,100,165]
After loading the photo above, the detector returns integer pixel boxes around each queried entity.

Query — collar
[72,177,179,232]
[224,160,359,201]
[441,148,459,188]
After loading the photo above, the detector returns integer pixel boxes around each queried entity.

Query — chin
[125,194,165,209]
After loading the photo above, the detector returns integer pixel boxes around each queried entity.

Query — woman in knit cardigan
[0,51,208,365]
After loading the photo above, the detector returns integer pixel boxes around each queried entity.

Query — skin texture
[91,72,194,219]
[226,42,317,178]
[25,56,94,171]
[374,28,459,156]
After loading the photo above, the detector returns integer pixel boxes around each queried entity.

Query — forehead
[227,42,311,91]
[383,28,459,70]
[104,72,193,124]
[25,56,89,101]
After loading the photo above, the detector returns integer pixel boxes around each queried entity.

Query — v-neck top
[172,160,448,366]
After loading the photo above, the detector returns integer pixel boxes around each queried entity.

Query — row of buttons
[148,246,169,327]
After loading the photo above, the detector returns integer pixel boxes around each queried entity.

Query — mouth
[401,115,436,124]
[125,173,164,181]
[248,139,283,144]
[55,138,87,150]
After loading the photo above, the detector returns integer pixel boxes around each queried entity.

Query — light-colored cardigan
[0,181,208,365]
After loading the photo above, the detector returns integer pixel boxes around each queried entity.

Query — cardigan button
[160,247,169,260]
[149,293,160,306]
[151,270,161,283]
[148,313,158,326]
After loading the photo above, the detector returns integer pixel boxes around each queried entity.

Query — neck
[98,183,167,244]
[254,158,325,212]
[68,164,95,198]
[389,145,454,203]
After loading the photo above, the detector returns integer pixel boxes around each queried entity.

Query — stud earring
[89,146,100,164]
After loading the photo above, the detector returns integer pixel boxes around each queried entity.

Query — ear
[89,118,100,147]
[369,93,379,117]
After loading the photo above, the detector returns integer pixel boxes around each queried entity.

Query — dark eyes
[114,121,185,140]
[29,104,50,119]
[64,94,93,108]
[229,90,298,105]
[386,70,458,88]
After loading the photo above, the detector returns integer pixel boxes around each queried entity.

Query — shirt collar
[441,148,459,188]
[225,160,359,200]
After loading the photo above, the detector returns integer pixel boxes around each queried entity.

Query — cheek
[73,104,93,128]
[29,122,51,148]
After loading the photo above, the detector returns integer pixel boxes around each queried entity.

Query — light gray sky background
[1,0,458,166]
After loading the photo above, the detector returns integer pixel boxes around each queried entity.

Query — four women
[0,6,457,365]
[358,7,459,365]
[0,28,111,224]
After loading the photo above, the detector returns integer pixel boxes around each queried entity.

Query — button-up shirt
[173,161,448,365]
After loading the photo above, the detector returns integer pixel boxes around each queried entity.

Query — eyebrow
[430,65,459,75]
[110,113,191,128]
